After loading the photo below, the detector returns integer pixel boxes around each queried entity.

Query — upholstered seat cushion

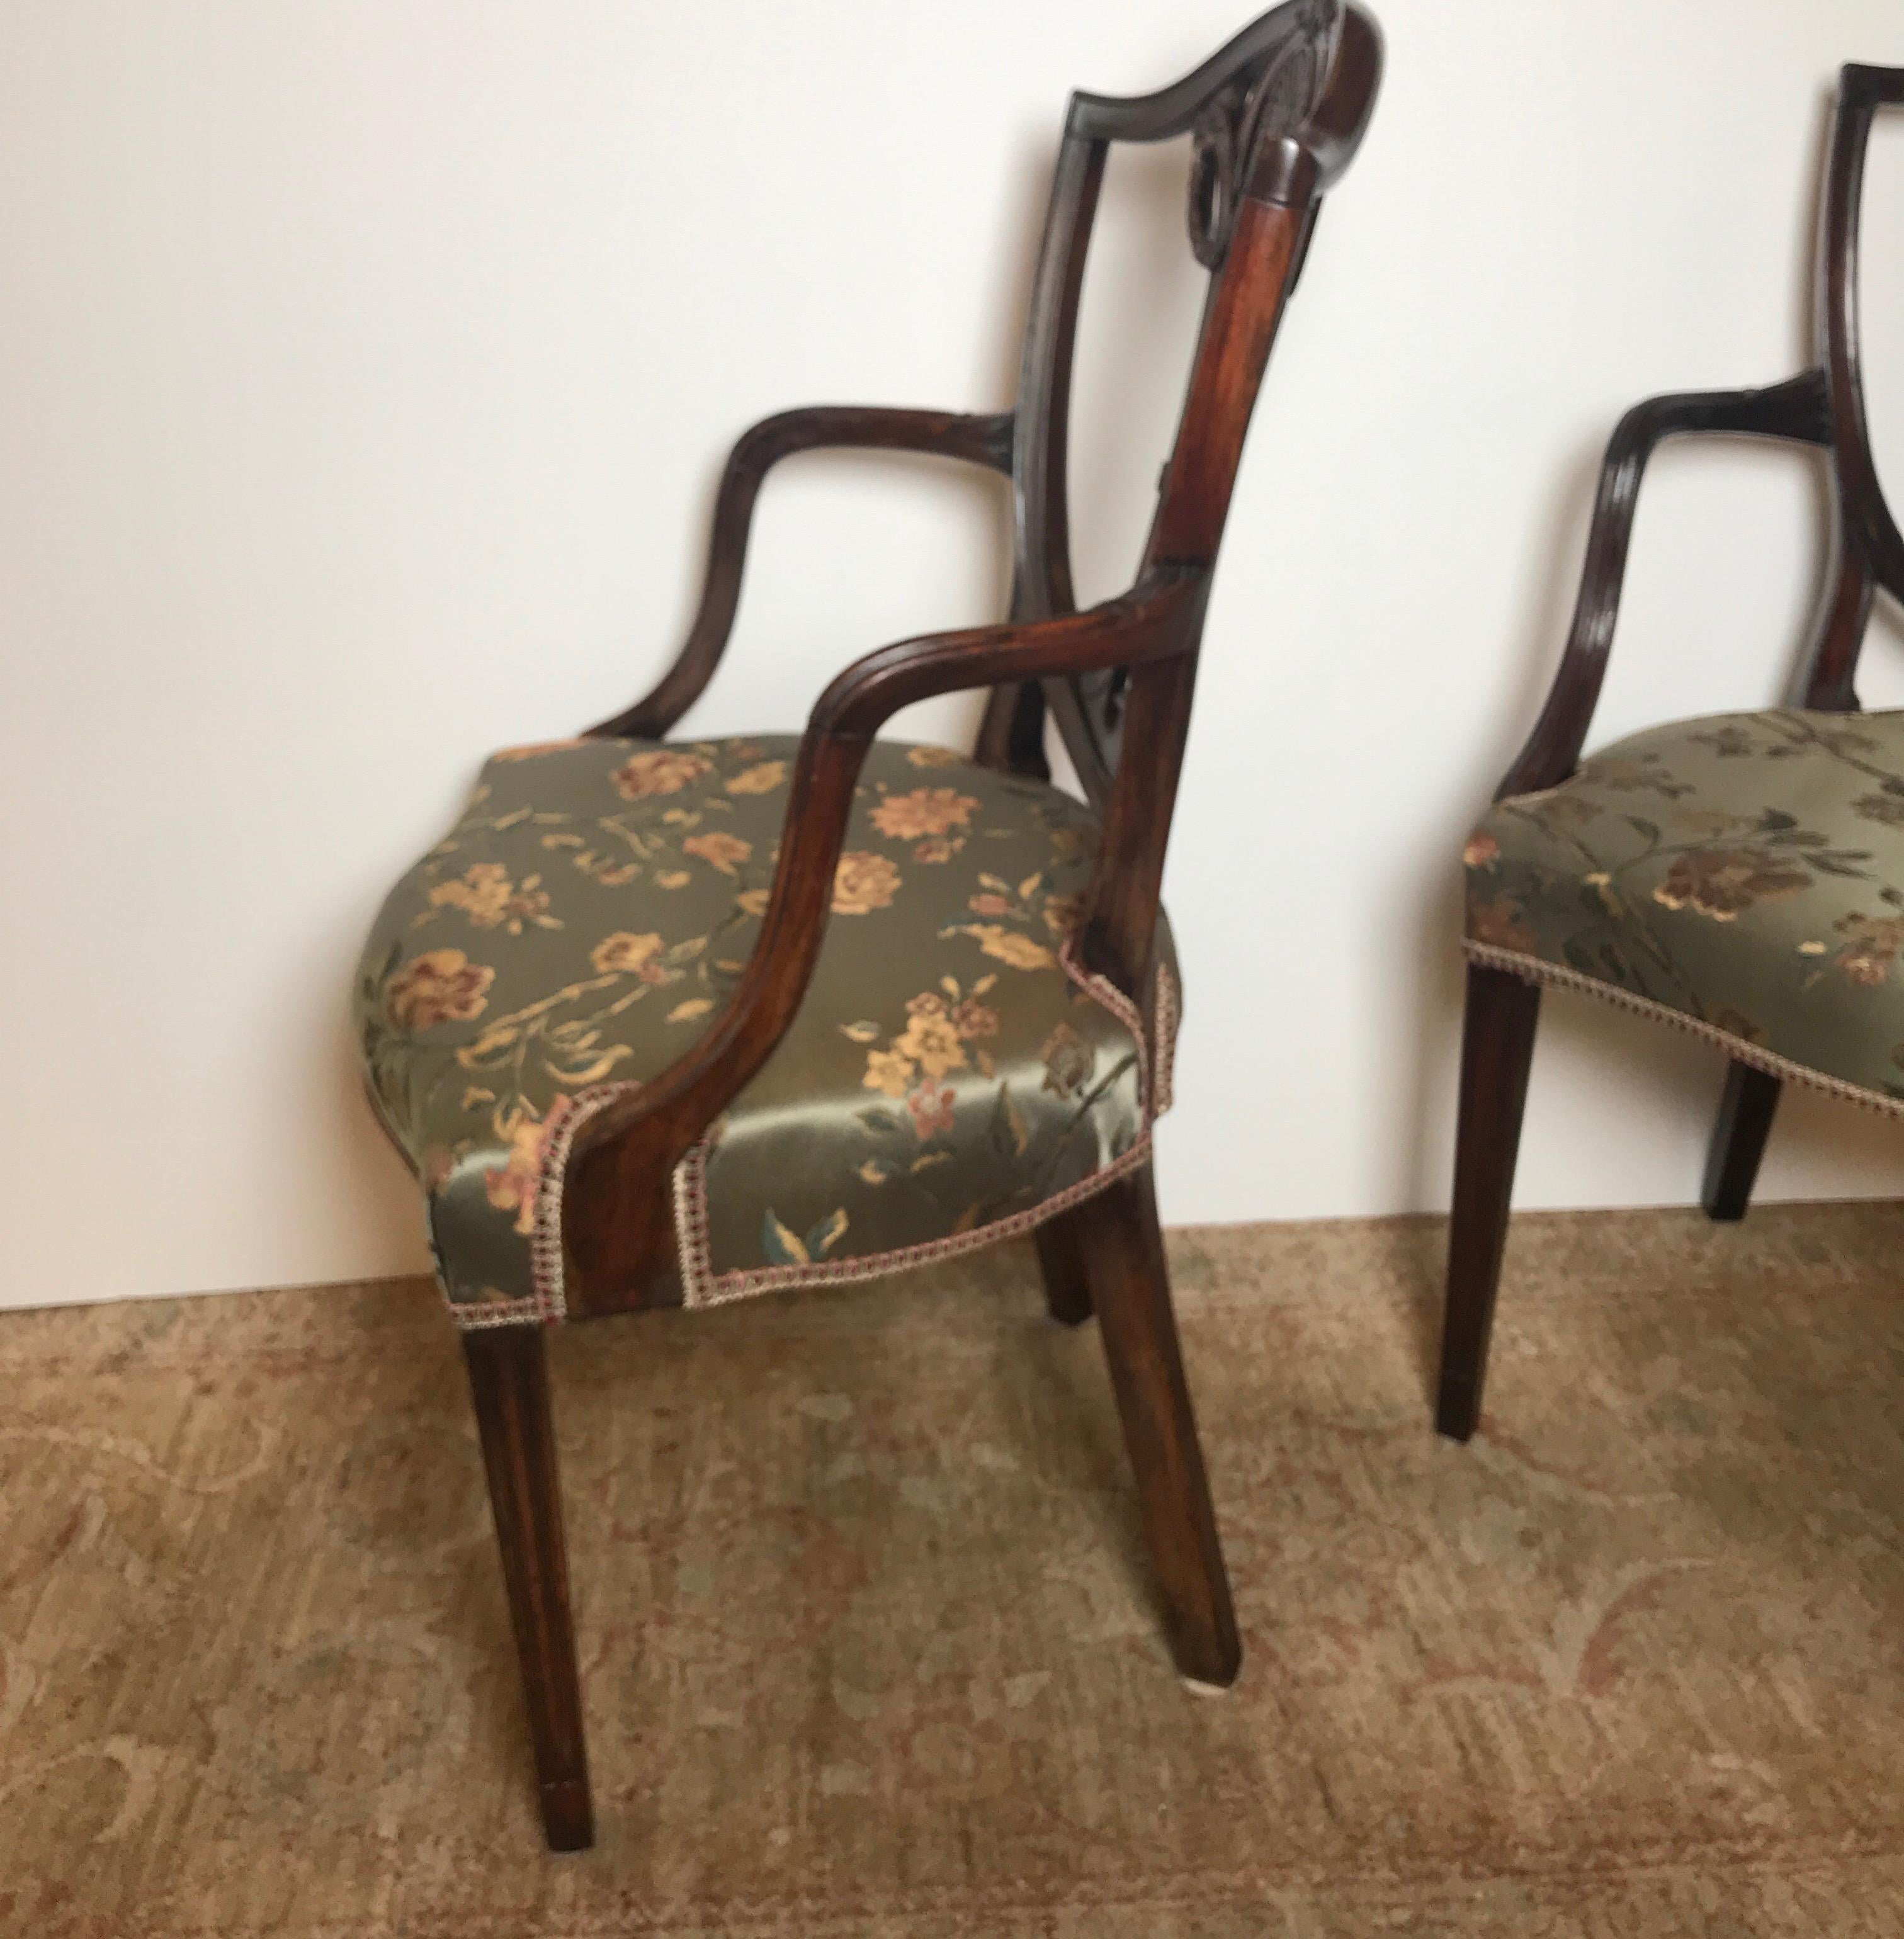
[356,736,1174,1324]
[1465,707,1904,1112]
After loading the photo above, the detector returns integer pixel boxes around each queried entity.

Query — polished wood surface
[1496,373,1833,803]
[1076,1166,1242,1686]
[1436,966,1541,1444]
[993,1,1378,805]
[589,407,1014,743]
[463,1326,593,1851]
[1701,1062,1783,1224]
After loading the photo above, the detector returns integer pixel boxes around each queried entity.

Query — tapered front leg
[463,1325,594,1852]
[1077,1164,1240,1688]
[1033,1202,1096,1325]
[1701,1060,1781,1222]
[1436,964,1542,1442]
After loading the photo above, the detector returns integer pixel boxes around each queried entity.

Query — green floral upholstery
[355,737,1175,1325]
[1465,708,1904,1113]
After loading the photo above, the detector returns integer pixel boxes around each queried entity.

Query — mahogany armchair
[354,3,1381,1849]
[1439,64,1904,1442]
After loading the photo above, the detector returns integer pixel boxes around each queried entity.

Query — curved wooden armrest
[589,405,1016,742]
[562,565,1206,1307]
[1497,370,1833,799]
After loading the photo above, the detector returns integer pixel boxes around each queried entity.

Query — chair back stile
[1807,65,1904,709]
[991,0,1381,995]
[1079,195,1310,998]
[990,2,1375,795]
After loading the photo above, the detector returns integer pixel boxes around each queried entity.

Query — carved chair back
[980,0,1380,801]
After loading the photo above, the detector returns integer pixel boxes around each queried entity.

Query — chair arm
[589,405,1016,741]
[560,566,1204,1294]
[1497,370,1832,798]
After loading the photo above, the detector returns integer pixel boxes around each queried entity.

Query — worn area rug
[5,1202,1904,1935]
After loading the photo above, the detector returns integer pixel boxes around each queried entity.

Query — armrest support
[562,566,1205,1304]
[1498,370,1832,798]
[590,405,1016,740]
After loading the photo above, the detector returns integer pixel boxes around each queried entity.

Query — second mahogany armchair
[1439,61,1904,1442]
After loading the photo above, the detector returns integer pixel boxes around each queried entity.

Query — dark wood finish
[973,676,1051,779]
[589,407,1014,743]
[1436,966,1542,1444]
[1000,0,1378,804]
[1701,1061,1783,1223]
[463,1326,593,1851]
[441,4,1381,1836]
[1497,374,1833,800]
[1076,1165,1241,1686]
[1440,66,1904,1441]
[1816,66,1904,665]
[1033,1202,1095,1326]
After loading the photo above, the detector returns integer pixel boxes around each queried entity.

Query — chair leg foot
[463,1325,595,1853]
[1701,1060,1781,1223]
[1078,1165,1240,1687]
[537,1777,595,1855]
[1033,1203,1095,1325]
[1436,964,1541,1443]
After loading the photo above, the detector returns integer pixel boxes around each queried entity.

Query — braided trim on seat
[1153,955,1180,1116]
[672,945,1178,1309]
[446,1295,545,1331]
[1463,938,1904,1122]
[671,1121,1158,1311]
[443,1082,642,1331]
[447,951,1180,1328]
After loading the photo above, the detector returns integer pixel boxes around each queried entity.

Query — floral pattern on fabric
[355,737,1176,1321]
[1464,708,1904,1111]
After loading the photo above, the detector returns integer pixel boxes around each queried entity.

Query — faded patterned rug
[4,1204,1904,1935]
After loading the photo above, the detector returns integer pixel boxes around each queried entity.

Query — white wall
[5,0,1904,1309]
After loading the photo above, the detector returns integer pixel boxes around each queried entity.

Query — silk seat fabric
[356,736,1174,1323]
[1464,707,1904,1113]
